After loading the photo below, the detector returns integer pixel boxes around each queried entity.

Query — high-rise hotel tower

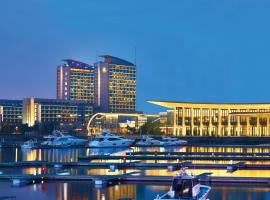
[57,59,95,103]
[94,55,136,113]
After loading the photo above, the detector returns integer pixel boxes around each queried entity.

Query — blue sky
[1,0,270,113]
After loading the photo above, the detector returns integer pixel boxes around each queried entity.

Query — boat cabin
[171,175,199,199]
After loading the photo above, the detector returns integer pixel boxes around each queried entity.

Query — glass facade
[150,100,270,137]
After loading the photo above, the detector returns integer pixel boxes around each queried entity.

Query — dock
[2,161,270,170]
[1,173,270,186]
[78,154,270,161]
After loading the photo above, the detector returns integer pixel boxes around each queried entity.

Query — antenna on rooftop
[95,51,98,62]
[134,46,137,66]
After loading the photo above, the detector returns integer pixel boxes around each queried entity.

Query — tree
[139,121,162,135]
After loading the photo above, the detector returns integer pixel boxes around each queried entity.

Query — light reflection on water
[2,146,270,178]
[2,146,270,163]
[0,181,270,200]
[144,168,270,178]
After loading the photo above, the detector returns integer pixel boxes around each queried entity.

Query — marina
[2,139,270,199]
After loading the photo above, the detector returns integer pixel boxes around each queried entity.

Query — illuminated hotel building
[57,59,95,103]
[22,98,93,127]
[94,55,136,113]
[149,100,270,137]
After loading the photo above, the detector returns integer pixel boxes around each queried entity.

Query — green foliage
[139,121,162,135]
[126,125,136,134]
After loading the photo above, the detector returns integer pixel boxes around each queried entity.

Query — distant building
[0,106,3,123]
[94,55,136,113]
[0,99,23,125]
[57,59,95,103]
[149,100,270,137]
[22,97,94,127]
[159,110,174,134]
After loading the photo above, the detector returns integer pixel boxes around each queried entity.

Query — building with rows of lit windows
[0,99,23,125]
[149,100,270,137]
[57,59,95,104]
[94,55,136,113]
[22,98,93,127]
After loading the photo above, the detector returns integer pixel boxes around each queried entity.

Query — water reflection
[1,181,270,200]
[91,147,131,155]
[2,145,270,163]
[144,168,270,178]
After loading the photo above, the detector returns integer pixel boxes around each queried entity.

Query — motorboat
[136,136,163,146]
[20,140,38,149]
[89,132,134,148]
[41,130,87,147]
[161,136,187,146]
[154,168,211,200]
[56,171,71,176]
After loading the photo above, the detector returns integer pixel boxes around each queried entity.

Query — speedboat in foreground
[41,130,87,147]
[21,140,38,149]
[89,132,134,148]
[136,136,163,146]
[154,168,211,200]
[161,136,187,146]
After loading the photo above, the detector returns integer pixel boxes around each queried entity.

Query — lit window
[102,67,107,73]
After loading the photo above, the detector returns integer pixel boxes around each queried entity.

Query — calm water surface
[1,146,270,199]
[0,181,269,200]
[1,146,270,177]
[2,146,270,163]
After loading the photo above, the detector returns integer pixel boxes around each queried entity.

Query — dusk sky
[1,0,270,113]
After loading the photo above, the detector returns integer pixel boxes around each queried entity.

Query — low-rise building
[22,98,94,128]
[0,99,23,125]
[149,100,270,137]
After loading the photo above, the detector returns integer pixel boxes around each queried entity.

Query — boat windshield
[172,178,195,198]
[107,138,121,141]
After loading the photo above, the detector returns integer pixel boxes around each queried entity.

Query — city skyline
[1,1,270,114]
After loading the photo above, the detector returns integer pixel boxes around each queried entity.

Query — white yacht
[41,130,87,147]
[161,136,187,146]
[21,140,37,149]
[154,168,211,200]
[89,132,134,148]
[136,136,163,146]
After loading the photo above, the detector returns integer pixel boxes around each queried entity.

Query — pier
[2,160,270,170]
[78,154,270,161]
[1,173,270,186]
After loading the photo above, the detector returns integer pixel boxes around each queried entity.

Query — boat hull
[89,140,134,148]
[154,185,211,200]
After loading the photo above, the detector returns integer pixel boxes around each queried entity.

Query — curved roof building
[149,100,270,137]
[99,55,135,66]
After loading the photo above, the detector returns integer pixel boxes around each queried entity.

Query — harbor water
[1,146,270,199]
